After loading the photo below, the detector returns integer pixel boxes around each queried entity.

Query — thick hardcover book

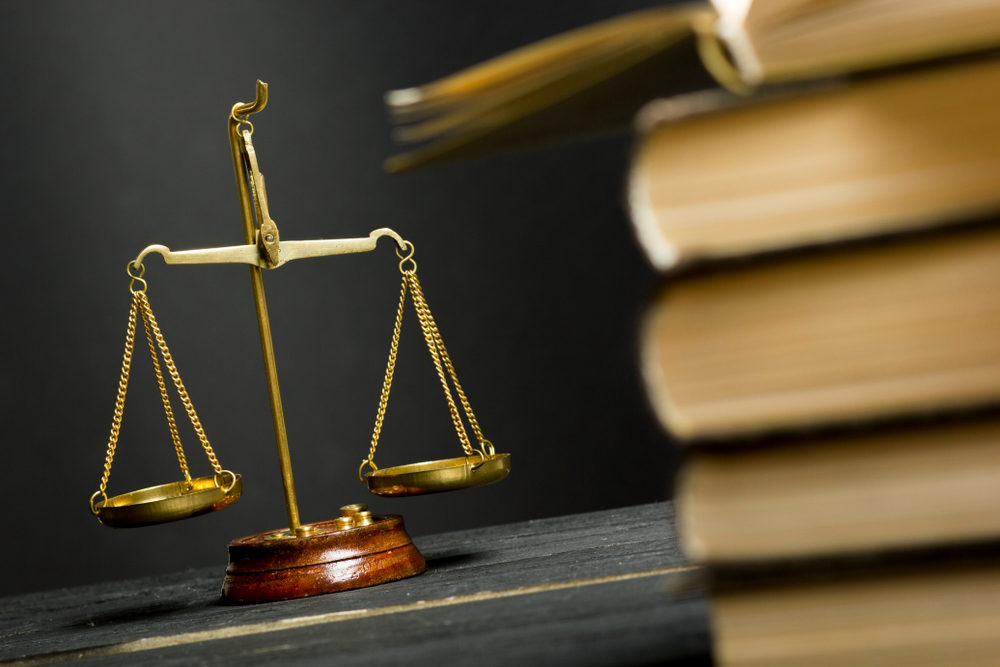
[640,223,1000,440]
[676,414,1000,562]
[709,0,1000,85]
[628,56,1000,270]
[708,547,1000,666]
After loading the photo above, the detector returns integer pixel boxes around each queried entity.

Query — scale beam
[132,227,406,270]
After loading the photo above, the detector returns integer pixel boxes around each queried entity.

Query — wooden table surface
[0,502,710,666]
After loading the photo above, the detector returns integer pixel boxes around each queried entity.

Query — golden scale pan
[92,473,243,528]
[365,452,511,497]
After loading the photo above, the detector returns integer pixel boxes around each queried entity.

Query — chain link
[360,277,408,479]
[137,291,223,475]
[408,272,490,453]
[407,272,474,455]
[361,243,491,479]
[139,298,192,482]
[93,294,140,509]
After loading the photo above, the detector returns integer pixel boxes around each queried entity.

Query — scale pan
[94,473,242,528]
[365,453,510,497]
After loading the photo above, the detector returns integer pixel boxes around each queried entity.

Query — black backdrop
[0,0,683,597]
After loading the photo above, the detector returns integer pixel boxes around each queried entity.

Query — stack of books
[383,2,1000,663]
[633,52,1000,667]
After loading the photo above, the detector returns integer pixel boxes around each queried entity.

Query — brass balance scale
[88,81,510,603]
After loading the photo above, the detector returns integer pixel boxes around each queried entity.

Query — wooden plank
[0,503,710,665]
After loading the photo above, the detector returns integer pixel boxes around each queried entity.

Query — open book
[385,0,1000,171]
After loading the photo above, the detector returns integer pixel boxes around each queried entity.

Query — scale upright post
[218,81,425,603]
[227,81,303,535]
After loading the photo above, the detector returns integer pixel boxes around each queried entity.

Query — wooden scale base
[222,507,425,604]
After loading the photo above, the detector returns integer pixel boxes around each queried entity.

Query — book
[710,551,1000,666]
[639,223,1000,440]
[676,416,1000,563]
[711,0,1000,85]
[384,1,1000,171]
[628,56,1000,270]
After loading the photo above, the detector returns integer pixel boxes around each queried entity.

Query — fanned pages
[385,1,1000,170]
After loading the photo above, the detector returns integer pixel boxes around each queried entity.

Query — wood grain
[222,515,425,603]
[0,503,709,666]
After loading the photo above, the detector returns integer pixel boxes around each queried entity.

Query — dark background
[0,0,684,597]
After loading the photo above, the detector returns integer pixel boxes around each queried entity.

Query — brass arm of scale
[129,227,407,270]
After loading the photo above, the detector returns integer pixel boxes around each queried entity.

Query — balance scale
[88,81,510,604]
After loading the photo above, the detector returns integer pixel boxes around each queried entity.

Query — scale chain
[137,291,223,475]
[361,246,491,479]
[139,294,192,482]
[408,272,474,456]
[94,296,139,505]
[408,273,491,454]
[363,277,408,473]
